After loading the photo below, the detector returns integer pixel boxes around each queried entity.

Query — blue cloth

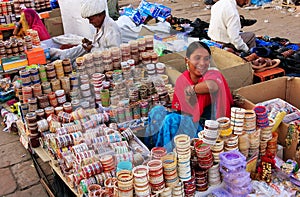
[255,38,299,51]
[286,44,299,51]
[255,38,280,48]
[156,112,201,152]
[144,105,169,149]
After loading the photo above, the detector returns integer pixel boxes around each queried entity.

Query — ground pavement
[0,124,49,197]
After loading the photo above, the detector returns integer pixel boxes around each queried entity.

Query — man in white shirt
[50,0,121,64]
[208,0,256,52]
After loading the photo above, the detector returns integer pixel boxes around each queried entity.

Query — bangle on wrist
[193,84,197,94]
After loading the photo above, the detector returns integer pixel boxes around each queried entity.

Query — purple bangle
[254,105,267,114]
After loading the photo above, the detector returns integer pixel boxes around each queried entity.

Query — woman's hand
[184,85,197,106]
[184,85,196,96]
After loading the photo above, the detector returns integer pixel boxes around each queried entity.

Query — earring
[186,64,189,70]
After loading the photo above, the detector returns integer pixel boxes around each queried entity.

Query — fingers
[184,85,195,96]
[82,43,93,52]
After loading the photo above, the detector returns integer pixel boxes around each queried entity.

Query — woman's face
[186,47,210,77]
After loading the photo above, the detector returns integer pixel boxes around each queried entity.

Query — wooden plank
[40,178,55,197]
[49,161,80,197]
[33,147,52,163]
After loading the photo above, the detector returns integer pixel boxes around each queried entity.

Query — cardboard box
[1,54,27,64]
[49,8,61,18]
[158,47,253,91]
[235,76,300,162]
[44,16,64,37]
[2,59,28,72]
[158,51,185,85]
[210,47,253,91]
[25,47,46,65]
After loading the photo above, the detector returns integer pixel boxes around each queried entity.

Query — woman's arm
[13,23,22,36]
[194,79,219,94]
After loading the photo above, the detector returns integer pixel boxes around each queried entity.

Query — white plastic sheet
[58,0,96,39]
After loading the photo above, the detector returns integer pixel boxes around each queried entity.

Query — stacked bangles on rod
[230,107,246,135]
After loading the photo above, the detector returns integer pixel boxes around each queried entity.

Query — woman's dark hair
[186,41,211,58]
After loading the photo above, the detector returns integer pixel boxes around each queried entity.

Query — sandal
[281,49,295,58]
[255,59,281,73]
[245,53,259,62]
[251,57,268,70]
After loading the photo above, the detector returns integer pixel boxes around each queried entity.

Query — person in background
[13,8,51,41]
[172,41,233,126]
[107,0,120,20]
[207,0,256,53]
[50,0,122,64]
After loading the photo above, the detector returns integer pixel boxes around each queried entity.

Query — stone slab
[11,160,40,190]
[0,141,30,168]
[0,168,17,196]
[5,184,48,197]
[0,131,19,146]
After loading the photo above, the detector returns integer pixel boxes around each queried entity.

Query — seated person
[172,41,233,126]
[208,0,256,52]
[13,8,51,41]
[50,0,122,65]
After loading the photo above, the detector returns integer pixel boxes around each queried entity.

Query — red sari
[172,69,233,122]
[24,8,51,41]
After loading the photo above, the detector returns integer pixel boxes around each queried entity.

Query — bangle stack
[183,177,196,197]
[132,165,151,196]
[162,153,179,188]
[117,170,134,197]
[217,117,232,140]
[194,140,213,169]
[243,110,256,134]
[254,106,269,128]
[172,181,184,196]
[151,147,167,160]
[238,132,250,158]
[104,177,117,196]
[267,132,278,155]
[82,161,103,179]
[248,128,261,157]
[224,134,239,152]
[195,167,208,192]
[202,120,219,145]
[260,118,274,141]
[147,159,165,193]
[210,140,224,163]
[230,107,245,135]
[35,108,44,120]
[100,155,116,173]
[174,134,192,182]
[208,163,221,186]
[76,150,95,164]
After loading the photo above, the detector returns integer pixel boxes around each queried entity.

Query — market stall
[1,0,300,196]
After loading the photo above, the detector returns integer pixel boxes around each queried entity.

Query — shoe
[270,37,290,46]
[190,18,209,29]
[240,15,257,28]
[286,51,300,64]
[250,47,271,57]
